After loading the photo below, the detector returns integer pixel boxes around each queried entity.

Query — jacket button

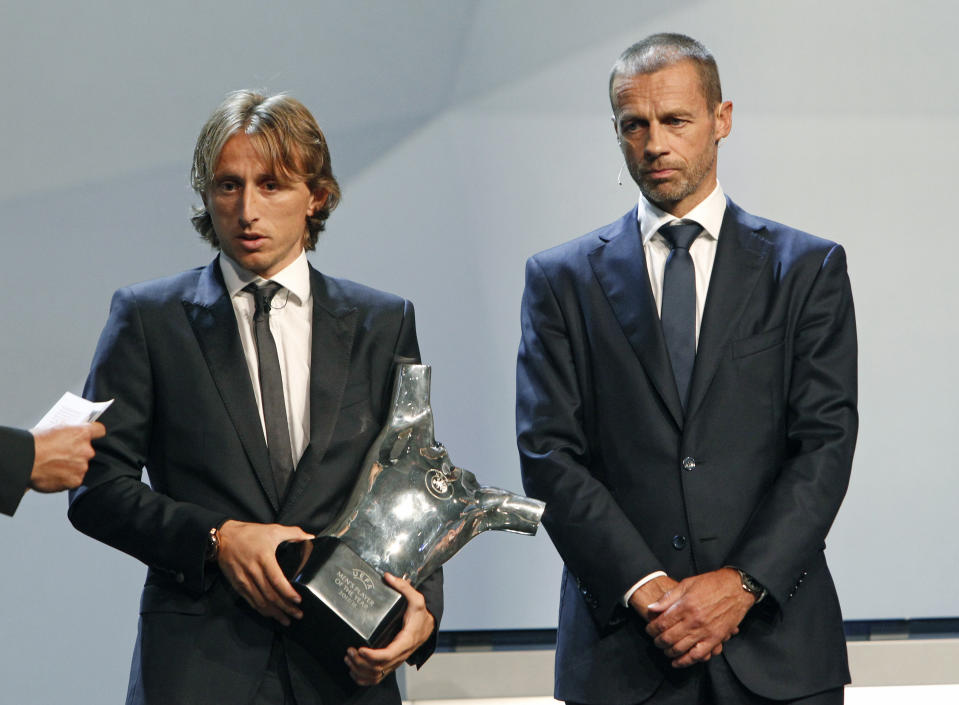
[672,534,687,550]
[682,457,696,472]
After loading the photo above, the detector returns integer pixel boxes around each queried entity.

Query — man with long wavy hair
[70,90,442,705]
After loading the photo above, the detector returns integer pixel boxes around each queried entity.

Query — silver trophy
[280,363,545,652]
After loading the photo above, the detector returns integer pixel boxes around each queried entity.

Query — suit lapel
[183,259,280,510]
[588,209,685,429]
[281,266,357,511]
[685,200,771,420]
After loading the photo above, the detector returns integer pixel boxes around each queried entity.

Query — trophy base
[279,537,406,656]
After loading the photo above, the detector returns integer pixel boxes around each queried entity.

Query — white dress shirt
[219,250,313,468]
[623,182,727,606]
[639,181,727,348]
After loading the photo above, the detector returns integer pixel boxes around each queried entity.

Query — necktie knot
[660,222,701,251]
[246,282,283,318]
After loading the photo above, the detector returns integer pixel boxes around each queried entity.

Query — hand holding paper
[27,392,111,494]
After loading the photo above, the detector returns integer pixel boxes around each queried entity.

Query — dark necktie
[659,222,701,411]
[246,282,295,498]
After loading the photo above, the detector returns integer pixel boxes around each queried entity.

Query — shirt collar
[637,181,727,245]
[218,249,312,305]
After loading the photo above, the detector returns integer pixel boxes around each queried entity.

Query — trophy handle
[380,363,438,462]
[478,490,545,536]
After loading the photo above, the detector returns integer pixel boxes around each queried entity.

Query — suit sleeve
[68,288,229,594]
[393,298,444,666]
[726,245,858,607]
[517,256,662,627]
[0,426,35,517]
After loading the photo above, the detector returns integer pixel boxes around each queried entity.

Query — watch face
[740,570,760,593]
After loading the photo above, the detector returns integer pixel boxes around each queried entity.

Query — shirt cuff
[622,570,668,606]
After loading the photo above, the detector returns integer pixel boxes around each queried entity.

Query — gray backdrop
[2,1,957,702]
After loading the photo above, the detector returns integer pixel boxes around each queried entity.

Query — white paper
[33,392,113,431]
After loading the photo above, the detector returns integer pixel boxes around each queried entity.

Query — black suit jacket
[517,200,857,703]
[69,257,443,705]
[0,425,34,516]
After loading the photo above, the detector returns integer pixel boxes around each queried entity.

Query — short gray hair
[609,33,722,109]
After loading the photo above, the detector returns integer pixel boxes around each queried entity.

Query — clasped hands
[629,567,756,668]
[216,520,435,687]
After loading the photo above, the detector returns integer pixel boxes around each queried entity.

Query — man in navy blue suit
[517,34,856,704]
[70,91,442,704]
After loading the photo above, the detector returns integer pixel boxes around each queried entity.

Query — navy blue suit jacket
[517,200,857,702]
[70,257,442,705]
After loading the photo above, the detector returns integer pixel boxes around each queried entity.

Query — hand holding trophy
[278,363,545,656]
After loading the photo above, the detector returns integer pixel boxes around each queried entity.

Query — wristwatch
[734,568,767,604]
[204,526,220,562]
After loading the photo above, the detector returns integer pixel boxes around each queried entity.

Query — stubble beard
[631,144,718,214]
